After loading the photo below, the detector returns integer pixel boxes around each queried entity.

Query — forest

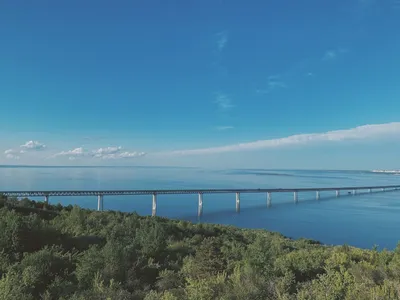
[0,194,400,299]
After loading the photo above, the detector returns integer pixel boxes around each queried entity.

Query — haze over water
[1,166,399,250]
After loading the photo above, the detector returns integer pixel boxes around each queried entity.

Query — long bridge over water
[1,184,400,217]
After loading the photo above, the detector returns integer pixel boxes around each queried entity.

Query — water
[0,166,399,250]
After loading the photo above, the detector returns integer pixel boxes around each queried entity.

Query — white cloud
[216,126,234,131]
[55,147,87,158]
[4,149,21,160]
[4,149,23,159]
[91,147,145,159]
[5,149,15,155]
[97,149,146,159]
[20,140,46,150]
[95,151,146,160]
[92,146,122,158]
[53,146,146,160]
[4,141,45,159]
[165,122,400,155]
[215,93,234,111]
[216,31,228,52]
[118,151,146,158]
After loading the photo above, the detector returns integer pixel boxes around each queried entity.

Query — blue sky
[1,0,400,169]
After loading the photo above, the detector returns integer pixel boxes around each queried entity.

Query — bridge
[1,184,400,217]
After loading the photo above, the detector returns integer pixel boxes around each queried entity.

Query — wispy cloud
[323,48,348,61]
[215,92,234,111]
[53,146,146,160]
[255,49,344,95]
[323,50,337,60]
[216,126,234,131]
[165,122,400,155]
[216,31,228,52]
[257,75,287,94]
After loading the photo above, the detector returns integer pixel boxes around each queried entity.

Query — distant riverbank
[372,169,400,174]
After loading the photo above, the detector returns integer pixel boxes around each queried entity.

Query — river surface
[0,166,399,250]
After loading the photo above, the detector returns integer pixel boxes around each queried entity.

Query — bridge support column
[294,191,298,203]
[97,195,103,211]
[236,192,240,213]
[336,190,340,197]
[198,193,203,217]
[368,189,372,193]
[353,189,356,195]
[44,195,49,210]
[267,192,272,207]
[382,188,385,192]
[152,193,157,217]
[316,191,320,200]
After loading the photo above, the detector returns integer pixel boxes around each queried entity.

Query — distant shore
[372,169,400,174]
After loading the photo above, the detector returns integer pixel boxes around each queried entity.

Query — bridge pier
[368,188,372,193]
[198,193,203,217]
[336,190,340,197]
[316,191,320,200]
[353,189,356,195]
[152,193,157,216]
[294,191,298,203]
[236,192,240,213]
[44,195,49,210]
[97,195,103,211]
[382,188,385,192]
[267,192,272,207]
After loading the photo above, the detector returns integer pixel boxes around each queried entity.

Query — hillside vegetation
[0,194,400,299]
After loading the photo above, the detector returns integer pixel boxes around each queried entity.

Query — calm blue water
[1,166,399,250]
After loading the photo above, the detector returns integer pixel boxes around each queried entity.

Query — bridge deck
[1,184,400,197]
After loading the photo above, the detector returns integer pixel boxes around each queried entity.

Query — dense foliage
[0,194,400,299]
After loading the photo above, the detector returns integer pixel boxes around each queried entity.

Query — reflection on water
[0,166,399,250]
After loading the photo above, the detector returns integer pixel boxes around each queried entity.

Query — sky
[1,0,400,169]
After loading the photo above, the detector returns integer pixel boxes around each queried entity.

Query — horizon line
[0,164,387,172]
[0,164,198,169]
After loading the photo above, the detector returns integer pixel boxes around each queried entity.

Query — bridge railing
[1,184,400,217]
